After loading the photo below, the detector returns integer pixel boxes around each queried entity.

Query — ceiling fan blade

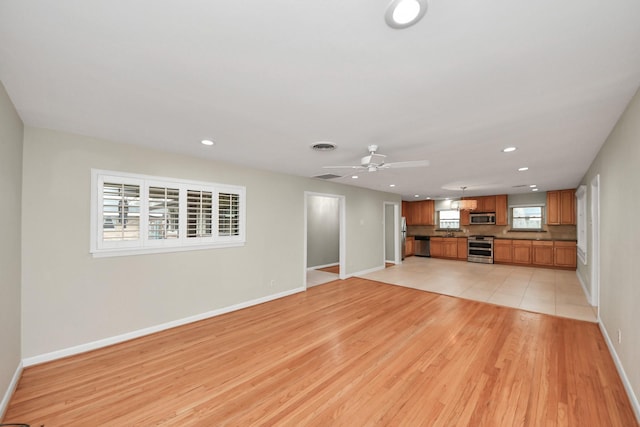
[322,165,365,169]
[383,160,430,168]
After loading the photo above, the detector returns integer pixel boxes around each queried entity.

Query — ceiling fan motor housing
[361,153,387,167]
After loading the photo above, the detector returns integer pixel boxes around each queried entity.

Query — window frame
[90,169,246,258]
[437,209,460,229]
[510,205,544,231]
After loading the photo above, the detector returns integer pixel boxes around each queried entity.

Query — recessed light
[389,184,396,187]
[502,146,517,153]
[518,167,529,171]
[426,197,431,199]
[414,194,420,198]
[351,175,359,179]
[529,184,537,188]
[385,0,428,29]
[201,139,215,146]
[532,188,539,192]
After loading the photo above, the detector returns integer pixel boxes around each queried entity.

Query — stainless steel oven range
[468,235,494,264]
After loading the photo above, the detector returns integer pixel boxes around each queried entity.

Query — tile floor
[359,257,597,322]
[307,269,340,287]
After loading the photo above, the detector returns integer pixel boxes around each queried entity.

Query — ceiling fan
[323,145,430,172]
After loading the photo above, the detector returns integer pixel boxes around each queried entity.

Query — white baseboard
[23,287,305,367]
[350,264,385,278]
[599,321,640,423]
[0,361,23,421]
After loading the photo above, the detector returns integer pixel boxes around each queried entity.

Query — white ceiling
[1,0,639,200]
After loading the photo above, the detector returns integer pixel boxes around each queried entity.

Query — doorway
[590,175,600,311]
[304,192,346,288]
[384,202,401,265]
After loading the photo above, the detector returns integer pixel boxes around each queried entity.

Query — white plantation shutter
[187,190,213,238]
[102,182,141,242]
[148,186,180,240]
[91,169,246,257]
[218,192,240,236]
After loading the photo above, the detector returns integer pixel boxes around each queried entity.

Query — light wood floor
[4,278,637,426]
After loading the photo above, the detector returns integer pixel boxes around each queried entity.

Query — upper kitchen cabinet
[466,195,498,213]
[479,196,496,213]
[495,195,507,226]
[403,200,435,226]
[547,189,576,225]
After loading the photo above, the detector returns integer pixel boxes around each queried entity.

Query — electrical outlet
[617,329,622,344]
[269,279,275,288]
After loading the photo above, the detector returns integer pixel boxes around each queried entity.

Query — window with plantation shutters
[91,169,245,257]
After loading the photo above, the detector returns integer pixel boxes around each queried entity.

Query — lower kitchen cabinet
[512,240,532,265]
[430,237,443,257]
[554,241,577,268]
[430,237,467,260]
[442,238,458,258]
[457,238,467,260]
[494,239,577,270]
[493,239,512,263]
[405,236,414,257]
[532,241,554,266]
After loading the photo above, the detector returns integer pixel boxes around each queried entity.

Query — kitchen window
[91,169,246,257]
[438,209,460,229]
[511,206,543,230]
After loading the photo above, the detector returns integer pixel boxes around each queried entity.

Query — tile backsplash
[408,224,576,241]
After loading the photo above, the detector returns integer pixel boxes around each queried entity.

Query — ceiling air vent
[313,174,342,180]
[311,142,337,151]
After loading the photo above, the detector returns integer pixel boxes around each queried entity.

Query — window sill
[91,241,245,258]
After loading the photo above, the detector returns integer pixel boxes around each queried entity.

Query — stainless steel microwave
[469,213,496,225]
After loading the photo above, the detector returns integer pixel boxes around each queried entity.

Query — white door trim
[383,201,401,265]
[590,174,601,309]
[303,192,346,289]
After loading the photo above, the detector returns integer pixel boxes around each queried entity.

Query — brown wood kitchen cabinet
[493,239,512,263]
[457,237,467,260]
[547,189,576,225]
[430,237,462,260]
[512,240,532,264]
[405,236,415,257]
[430,237,443,257]
[442,238,458,259]
[403,200,435,226]
[554,241,577,268]
[460,209,470,226]
[495,194,508,226]
[532,240,554,266]
[469,196,496,213]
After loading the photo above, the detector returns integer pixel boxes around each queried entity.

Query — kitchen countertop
[409,235,576,242]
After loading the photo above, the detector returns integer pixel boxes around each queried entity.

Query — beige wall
[20,127,400,358]
[0,82,23,415]
[578,87,640,412]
